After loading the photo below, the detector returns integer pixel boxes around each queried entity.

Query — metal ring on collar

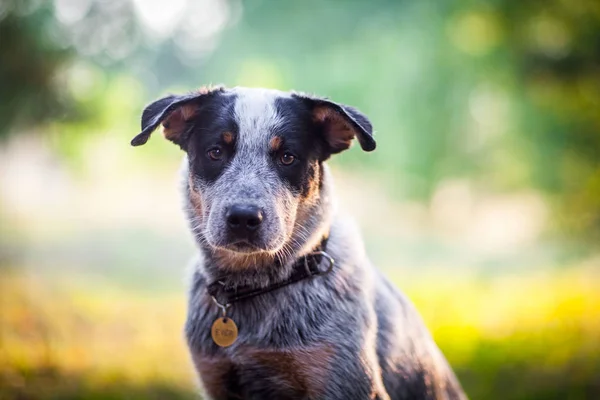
[211,296,231,318]
[308,251,335,275]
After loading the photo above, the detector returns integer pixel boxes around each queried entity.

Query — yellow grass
[1,265,599,399]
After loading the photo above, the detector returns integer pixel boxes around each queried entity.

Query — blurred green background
[1,0,599,399]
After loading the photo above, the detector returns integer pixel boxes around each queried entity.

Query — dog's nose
[226,205,263,235]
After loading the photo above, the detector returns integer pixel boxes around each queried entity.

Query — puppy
[132,86,466,400]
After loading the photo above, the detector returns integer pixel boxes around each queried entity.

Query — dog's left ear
[295,95,376,153]
[131,86,224,149]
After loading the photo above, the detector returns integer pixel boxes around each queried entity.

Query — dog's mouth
[208,236,286,255]
[225,240,265,253]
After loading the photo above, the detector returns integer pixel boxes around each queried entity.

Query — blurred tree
[1,0,599,244]
[0,0,72,138]
[497,0,600,243]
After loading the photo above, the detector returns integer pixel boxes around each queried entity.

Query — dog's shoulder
[373,271,466,399]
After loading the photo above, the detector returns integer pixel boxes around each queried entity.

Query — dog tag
[211,317,238,347]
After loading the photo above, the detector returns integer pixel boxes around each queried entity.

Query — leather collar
[207,237,333,306]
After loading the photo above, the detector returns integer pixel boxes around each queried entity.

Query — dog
[131,86,466,400]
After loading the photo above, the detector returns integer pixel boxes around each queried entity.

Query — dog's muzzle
[224,204,265,248]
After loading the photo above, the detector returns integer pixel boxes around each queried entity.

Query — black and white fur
[132,86,466,400]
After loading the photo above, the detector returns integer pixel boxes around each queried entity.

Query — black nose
[226,205,263,235]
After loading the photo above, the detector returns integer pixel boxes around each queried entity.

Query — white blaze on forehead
[232,87,289,150]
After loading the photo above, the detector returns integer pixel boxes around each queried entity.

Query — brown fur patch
[269,136,282,152]
[212,248,277,271]
[239,345,334,397]
[188,174,203,213]
[180,104,196,120]
[301,162,321,203]
[313,106,355,151]
[196,84,223,95]
[162,104,197,142]
[192,354,240,399]
[222,131,234,144]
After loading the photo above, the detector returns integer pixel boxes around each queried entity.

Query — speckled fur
[133,87,466,400]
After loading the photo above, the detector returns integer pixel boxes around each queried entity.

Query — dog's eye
[207,147,224,161]
[280,152,296,166]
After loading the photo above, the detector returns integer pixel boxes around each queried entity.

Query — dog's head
[132,86,375,267]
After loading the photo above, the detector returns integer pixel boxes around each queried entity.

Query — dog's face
[132,87,375,262]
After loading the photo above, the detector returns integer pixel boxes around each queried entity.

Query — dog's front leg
[319,345,391,400]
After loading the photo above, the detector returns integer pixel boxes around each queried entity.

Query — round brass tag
[211,317,238,347]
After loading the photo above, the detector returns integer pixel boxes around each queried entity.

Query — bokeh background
[1,0,599,399]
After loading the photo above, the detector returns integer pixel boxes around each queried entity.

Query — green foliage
[0,0,72,138]
[1,1,600,398]
[495,0,600,243]
[4,0,598,240]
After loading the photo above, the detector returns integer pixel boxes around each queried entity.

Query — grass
[1,265,599,399]
[0,271,196,399]
[403,265,600,399]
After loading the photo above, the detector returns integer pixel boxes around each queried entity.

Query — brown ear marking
[313,106,356,152]
[131,85,225,147]
[292,92,375,153]
[162,104,198,142]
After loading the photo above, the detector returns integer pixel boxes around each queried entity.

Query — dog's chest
[186,281,344,399]
[194,345,334,399]
[186,275,342,350]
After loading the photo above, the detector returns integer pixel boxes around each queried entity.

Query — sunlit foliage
[1,0,599,399]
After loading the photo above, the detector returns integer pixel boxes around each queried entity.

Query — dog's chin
[208,237,285,256]
[223,241,268,254]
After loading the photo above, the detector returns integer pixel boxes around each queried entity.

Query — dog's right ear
[293,93,376,154]
[131,86,224,149]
